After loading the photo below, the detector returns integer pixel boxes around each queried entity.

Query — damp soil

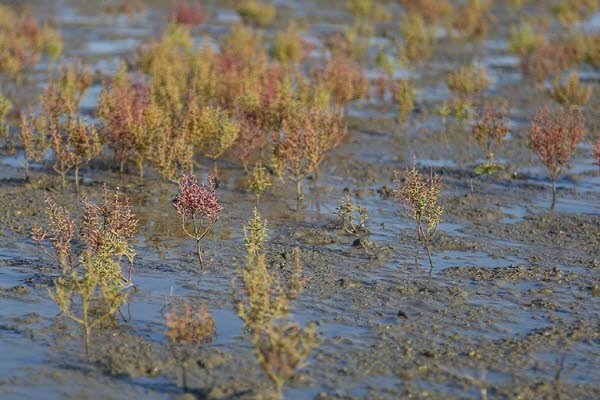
[1,1,600,399]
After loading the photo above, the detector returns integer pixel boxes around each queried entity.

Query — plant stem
[425,241,434,278]
[551,178,557,210]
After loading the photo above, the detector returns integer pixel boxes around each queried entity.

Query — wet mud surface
[1,1,599,399]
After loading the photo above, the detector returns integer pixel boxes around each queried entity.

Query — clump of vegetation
[273,109,345,205]
[549,71,593,108]
[394,163,443,276]
[165,301,216,390]
[399,12,434,65]
[529,106,585,209]
[447,65,491,101]
[248,162,272,205]
[98,68,160,178]
[42,62,93,123]
[104,0,145,16]
[236,210,318,398]
[236,1,277,27]
[253,321,318,399]
[19,112,48,177]
[271,22,304,65]
[172,1,205,26]
[0,93,12,152]
[0,5,62,77]
[173,174,223,268]
[551,0,599,27]
[508,22,544,57]
[317,56,368,112]
[32,187,138,354]
[399,0,452,25]
[520,41,572,85]
[396,79,416,125]
[472,103,510,173]
[190,105,240,176]
[452,0,491,42]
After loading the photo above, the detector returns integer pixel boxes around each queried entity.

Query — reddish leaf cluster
[472,103,509,163]
[172,1,205,26]
[32,194,75,269]
[165,301,216,345]
[173,173,222,224]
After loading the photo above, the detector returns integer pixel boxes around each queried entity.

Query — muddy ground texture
[1,1,600,399]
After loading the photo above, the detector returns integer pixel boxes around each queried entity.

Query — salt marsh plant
[236,1,277,27]
[271,23,304,65]
[173,174,223,268]
[33,188,138,354]
[399,13,434,66]
[521,42,572,85]
[529,106,585,209]
[447,65,491,102]
[172,1,205,26]
[248,162,272,205]
[0,93,12,152]
[190,105,240,176]
[399,0,452,25]
[472,103,509,173]
[286,247,307,300]
[0,5,62,77]
[394,164,443,276]
[98,69,160,178]
[19,113,48,178]
[396,79,416,125]
[42,62,93,122]
[452,0,491,42]
[165,301,216,390]
[508,22,544,58]
[552,0,599,27]
[243,207,268,256]
[253,321,318,399]
[273,109,345,205]
[549,71,593,108]
[318,56,368,113]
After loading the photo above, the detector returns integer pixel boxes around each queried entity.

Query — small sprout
[236,1,277,27]
[243,207,268,256]
[253,321,318,399]
[439,101,451,126]
[529,106,585,210]
[336,195,368,236]
[249,162,272,205]
[394,163,443,277]
[173,174,223,268]
[472,102,509,172]
[286,247,307,300]
[549,71,593,108]
[165,301,216,390]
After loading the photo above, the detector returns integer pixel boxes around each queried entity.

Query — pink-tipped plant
[172,1,205,26]
[529,106,585,210]
[393,163,443,277]
[173,173,222,268]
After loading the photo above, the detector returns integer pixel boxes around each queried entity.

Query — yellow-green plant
[447,65,491,101]
[244,207,268,256]
[397,79,416,125]
[549,71,592,108]
[19,113,48,178]
[190,106,240,175]
[253,320,318,399]
[271,22,304,65]
[286,247,307,300]
[249,162,272,205]
[552,0,599,27]
[236,1,277,27]
[33,188,137,354]
[472,103,509,173]
[42,62,93,123]
[399,13,434,66]
[508,22,544,57]
[0,93,12,152]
